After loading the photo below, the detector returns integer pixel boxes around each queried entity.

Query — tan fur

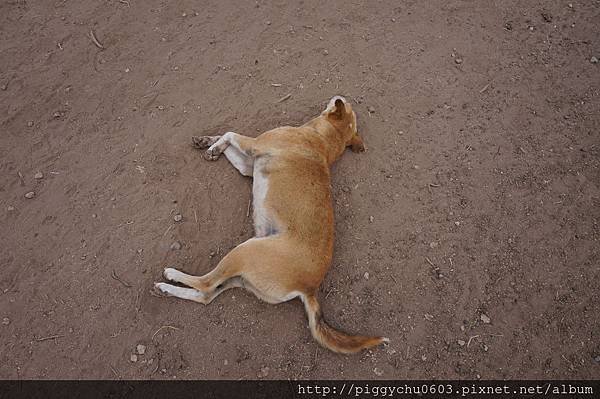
[156,96,387,354]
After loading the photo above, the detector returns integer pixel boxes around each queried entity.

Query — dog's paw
[154,282,172,296]
[163,267,183,282]
[204,147,221,161]
[192,135,219,149]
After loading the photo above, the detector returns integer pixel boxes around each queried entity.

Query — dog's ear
[329,98,346,120]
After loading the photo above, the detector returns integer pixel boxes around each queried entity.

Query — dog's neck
[303,116,346,164]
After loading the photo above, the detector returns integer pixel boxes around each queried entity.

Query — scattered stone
[429,241,438,248]
[266,21,271,25]
[92,213,97,218]
[27,121,34,127]
[454,57,463,64]
[323,49,329,55]
[591,56,599,64]
[2,317,10,325]
[130,354,138,362]
[460,325,465,332]
[24,191,35,199]
[136,344,146,355]
[373,367,384,376]
[593,355,600,364]
[173,214,183,222]
[1,83,7,91]
[391,18,396,22]
[369,216,374,223]
[181,12,187,17]
[34,172,43,179]
[170,241,182,251]
[258,366,269,378]
[424,314,434,321]
[421,354,427,361]
[367,106,375,114]
[458,339,466,346]
[480,313,491,324]
[541,12,553,23]
[504,21,513,31]
[454,221,460,226]
[528,26,534,31]
[363,272,370,280]
[7,206,15,212]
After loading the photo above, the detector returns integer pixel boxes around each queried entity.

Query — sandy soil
[1,0,599,379]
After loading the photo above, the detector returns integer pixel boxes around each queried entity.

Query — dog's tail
[301,293,388,354]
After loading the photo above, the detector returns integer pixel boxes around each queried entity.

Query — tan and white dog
[155,96,388,353]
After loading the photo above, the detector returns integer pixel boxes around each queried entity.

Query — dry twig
[89,30,105,49]
[111,269,132,288]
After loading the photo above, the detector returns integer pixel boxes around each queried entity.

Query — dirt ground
[1,0,599,380]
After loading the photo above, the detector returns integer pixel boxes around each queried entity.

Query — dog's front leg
[192,131,256,176]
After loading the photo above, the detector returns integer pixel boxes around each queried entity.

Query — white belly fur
[252,159,278,236]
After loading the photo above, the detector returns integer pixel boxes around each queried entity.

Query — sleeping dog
[155,96,387,353]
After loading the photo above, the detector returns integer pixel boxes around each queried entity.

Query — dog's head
[322,96,365,153]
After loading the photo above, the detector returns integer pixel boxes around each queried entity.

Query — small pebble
[130,354,138,362]
[34,172,43,179]
[323,49,329,55]
[136,344,146,355]
[455,57,463,64]
[173,214,182,222]
[591,56,599,64]
[480,313,491,324]
[369,216,374,223]
[7,206,15,212]
[182,12,187,17]
[363,272,370,280]
[367,106,375,114]
[1,84,7,91]
[593,355,600,364]
[373,367,384,376]
[266,21,271,25]
[24,191,35,199]
[458,339,466,346]
[2,317,10,325]
[258,366,269,378]
[391,18,396,22]
[170,241,182,251]
[92,213,97,218]
[27,121,34,127]
[429,241,438,248]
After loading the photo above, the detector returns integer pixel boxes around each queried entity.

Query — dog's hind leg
[155,277,244,305]
[157,237,296,305]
